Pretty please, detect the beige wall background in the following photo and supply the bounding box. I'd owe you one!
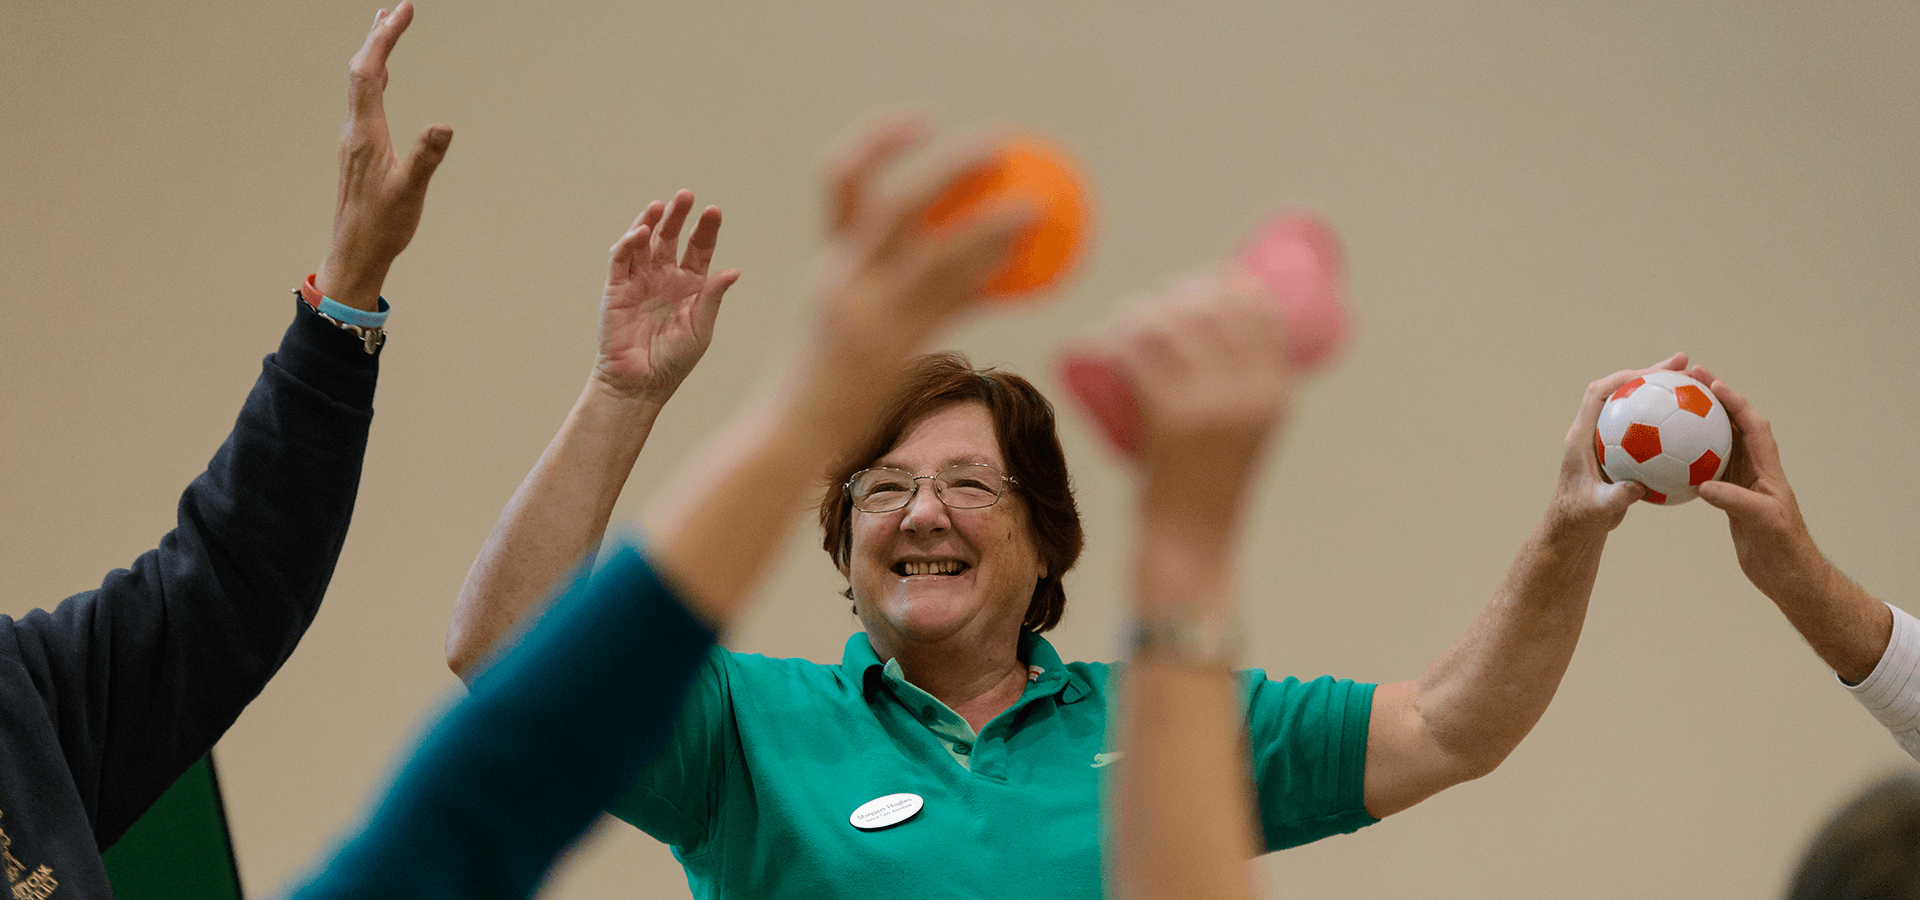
[4,1,1916,897]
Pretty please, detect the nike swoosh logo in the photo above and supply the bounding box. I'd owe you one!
[1090,752,1125,768]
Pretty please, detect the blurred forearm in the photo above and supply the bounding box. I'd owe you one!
[1113,477,1261,900]
[640,366,884,630]
[447,380,665,678]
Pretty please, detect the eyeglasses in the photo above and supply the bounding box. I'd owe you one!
[845,463,1018,513]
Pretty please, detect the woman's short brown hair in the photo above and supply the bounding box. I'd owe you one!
[819,352,1084,633]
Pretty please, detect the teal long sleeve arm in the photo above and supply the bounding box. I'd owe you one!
[288,538,716,900]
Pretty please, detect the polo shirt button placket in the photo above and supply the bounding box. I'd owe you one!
[953,742,971,756]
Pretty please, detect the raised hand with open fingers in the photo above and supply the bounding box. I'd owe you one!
[315,1,454,312]
[595,191,741,404]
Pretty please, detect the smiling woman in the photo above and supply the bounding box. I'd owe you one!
[821,354,1082,634]
[594,348,1375,898]
[828,366,1072,733]
[440,130,1385,893]
[443,125,1383,895]
[442,114,1657,900]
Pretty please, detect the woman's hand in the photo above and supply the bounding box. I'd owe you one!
[593,191,740,404]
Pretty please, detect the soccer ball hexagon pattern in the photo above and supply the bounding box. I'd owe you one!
[1594,371,1732,505]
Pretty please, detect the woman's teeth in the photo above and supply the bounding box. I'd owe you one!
[899,560,964,576]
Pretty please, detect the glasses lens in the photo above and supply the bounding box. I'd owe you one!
[850,469,914,512]
[936,464,1004,509]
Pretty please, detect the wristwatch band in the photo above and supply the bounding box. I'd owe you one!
[1127,614,1242,668]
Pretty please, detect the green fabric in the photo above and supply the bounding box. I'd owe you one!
[608,631,1376,900]
[103,754,243,900]
[879,656,987,771]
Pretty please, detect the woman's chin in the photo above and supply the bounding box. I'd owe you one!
[869,595,980,645]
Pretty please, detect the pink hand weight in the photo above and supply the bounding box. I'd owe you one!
[1057,353,1146,456]
[1235,212,1349,376]
[1057,211,1350,458]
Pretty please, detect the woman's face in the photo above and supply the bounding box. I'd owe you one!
[846,401,1046,654]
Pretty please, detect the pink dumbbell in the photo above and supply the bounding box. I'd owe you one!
[1056,211,1350,458]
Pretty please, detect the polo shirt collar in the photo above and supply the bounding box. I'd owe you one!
[841,631,886,692]
[839,630,1091,704]
[1019,630,1091,703]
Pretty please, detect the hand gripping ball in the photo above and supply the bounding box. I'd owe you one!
[1056,211,1349,458]
[1593,371,1733,505]
[920,134,1092,300]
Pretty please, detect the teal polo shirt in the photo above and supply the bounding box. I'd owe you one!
[608,631,1376,900]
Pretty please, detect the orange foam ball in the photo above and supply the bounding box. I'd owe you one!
[921,135,1092,299]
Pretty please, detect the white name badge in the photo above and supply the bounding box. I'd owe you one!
[849,793,924,831]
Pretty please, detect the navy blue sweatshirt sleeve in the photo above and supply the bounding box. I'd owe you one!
[4,298,379,848]
[287,539,718,900]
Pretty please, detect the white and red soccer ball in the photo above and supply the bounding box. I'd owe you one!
[1593,371,1733,505]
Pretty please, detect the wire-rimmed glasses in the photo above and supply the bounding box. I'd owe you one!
[845,463,1018,513]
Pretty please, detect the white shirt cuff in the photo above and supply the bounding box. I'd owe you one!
[1845,602,1920,761]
